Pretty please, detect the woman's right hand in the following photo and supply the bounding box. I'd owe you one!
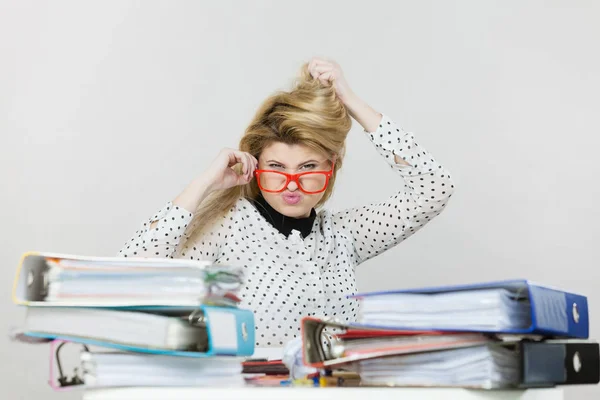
[169,148,258,215]
[205,148,259,192]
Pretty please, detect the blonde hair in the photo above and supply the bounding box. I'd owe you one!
[188,63,352,236]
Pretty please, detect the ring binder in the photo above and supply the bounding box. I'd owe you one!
[187,309,206,327]
[19,305,255,357]
[49,340,87,390]
[351,279,590,338]
[13,252,245,308]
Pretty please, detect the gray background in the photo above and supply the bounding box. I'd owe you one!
[1,0,599,399]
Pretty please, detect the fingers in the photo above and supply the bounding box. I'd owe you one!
[308,58,321,74]
[242,152,254,181]
[220,149,254,178]
[313,64,333,73]
[309,59,327,78]
[212,148,259,190]
[237,152,249,178]
[247,154,259,183]
[316,71,334,85]
[309,57,329,68]
[241,153,249,176]
[226,150,245,168]
[235,154,257,185]
[313,65,333,81]
[226,149,258,184]
[308,58,337,84]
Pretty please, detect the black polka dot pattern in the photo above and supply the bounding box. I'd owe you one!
[118,114,455,348]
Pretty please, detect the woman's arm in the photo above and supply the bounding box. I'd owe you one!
[309,57,455,263]
[117,201,195,259]
[118,148,258,259]
[308,57,410,167]
[341,94,410,167]
[331,112,455,263]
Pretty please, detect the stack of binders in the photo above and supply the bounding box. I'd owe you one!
[11,251,255,392]
[301,280,600,388]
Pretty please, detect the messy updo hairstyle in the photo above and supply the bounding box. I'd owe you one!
[187,63,352,237]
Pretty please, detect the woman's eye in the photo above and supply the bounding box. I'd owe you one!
[301,163,317,170]
[268,163,283,169]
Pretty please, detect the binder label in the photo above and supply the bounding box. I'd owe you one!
[205,308,238,351]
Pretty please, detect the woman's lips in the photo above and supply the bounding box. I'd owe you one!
[282,193,302,205]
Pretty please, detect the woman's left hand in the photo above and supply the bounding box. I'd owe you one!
[307,57,355,103]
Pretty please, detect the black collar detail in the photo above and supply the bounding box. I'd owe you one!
[251,194,316,239]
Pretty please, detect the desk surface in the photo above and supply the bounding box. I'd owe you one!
[82,387,564,400]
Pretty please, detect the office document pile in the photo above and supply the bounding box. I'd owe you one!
[301,280,599,388]
[11,252,255,393]
[9,252,600,393]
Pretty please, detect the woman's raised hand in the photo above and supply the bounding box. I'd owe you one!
[205,148,258,192]
[307,57,354,103]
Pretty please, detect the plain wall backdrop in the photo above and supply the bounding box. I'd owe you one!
[1,1,599,399]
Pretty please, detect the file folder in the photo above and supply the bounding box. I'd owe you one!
[354,341,599,388]
[301,317,600,387]
[46,340,246,389]
[352,279,589,338]
[12,251,244,307]
[301,317,494,368]
[18,304,255,357]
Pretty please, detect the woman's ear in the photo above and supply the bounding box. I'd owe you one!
[331,153,339,165]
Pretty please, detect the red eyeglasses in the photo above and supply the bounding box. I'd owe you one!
[254,162,335,194]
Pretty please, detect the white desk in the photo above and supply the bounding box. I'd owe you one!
[82,387,564,400]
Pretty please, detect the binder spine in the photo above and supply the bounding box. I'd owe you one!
[528,285,568,333]
[202,306,255,356]
[22,306,256,357]
[529,285,589,338]
[520,341,599,386]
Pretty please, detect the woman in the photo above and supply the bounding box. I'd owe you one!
[118,58,455,348]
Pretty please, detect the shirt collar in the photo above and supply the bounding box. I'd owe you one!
[250,194,316,239]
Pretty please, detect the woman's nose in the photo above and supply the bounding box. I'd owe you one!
[286,180,298,191]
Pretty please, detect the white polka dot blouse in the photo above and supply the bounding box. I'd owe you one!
[118,113,455,348]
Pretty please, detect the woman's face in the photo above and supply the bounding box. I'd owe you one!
[257,142,332,218]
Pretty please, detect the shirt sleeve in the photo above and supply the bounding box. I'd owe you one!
[117,201,194,259]
[332,113,455,264]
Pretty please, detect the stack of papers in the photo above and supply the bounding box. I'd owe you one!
[358,288,531,331]
[81,351,244,387]
[23,306,210,352]
[43,256,244,306]
[300,280,599,389]
[11,252,256,392]
[356,344,520,389]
